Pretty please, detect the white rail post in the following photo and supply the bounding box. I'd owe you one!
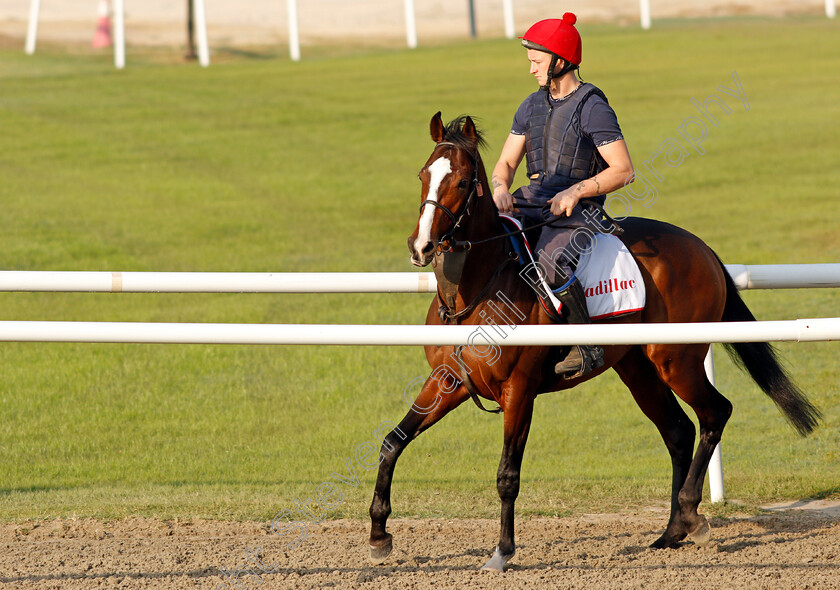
[502,0,515,39]
[194,0,210,67]
[404,0,418,49]
[113,0,125,68]
[25,0,41,55]
[705,345,726,503]
[287,0,301,61]
[640,0,651,29]
[827,0,837,18]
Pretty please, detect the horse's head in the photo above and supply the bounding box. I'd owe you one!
[408,112,486,267]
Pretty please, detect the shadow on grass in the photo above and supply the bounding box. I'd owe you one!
[212,46,282,60]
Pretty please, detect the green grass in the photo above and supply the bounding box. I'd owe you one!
[0,17,839,522]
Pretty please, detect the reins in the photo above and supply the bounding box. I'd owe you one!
[420,142,621,254]
[447,198,623,252]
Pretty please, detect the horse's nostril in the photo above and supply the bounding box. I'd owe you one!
[421,242,435,255]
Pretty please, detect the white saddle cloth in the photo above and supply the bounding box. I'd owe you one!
[576,233,645,320]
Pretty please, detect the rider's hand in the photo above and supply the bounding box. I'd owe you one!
[493,187,516,214]
[548,189,579,217]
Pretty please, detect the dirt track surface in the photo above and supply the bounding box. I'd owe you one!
[2,506,840,589]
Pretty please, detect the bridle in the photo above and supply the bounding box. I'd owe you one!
[419,141,482,253]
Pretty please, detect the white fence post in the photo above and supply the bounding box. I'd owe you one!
[287,0,301,61]
[24,0,41,55]
[705,346,725,503]
[502,0,515,39]
[827,0,837,18]
[113,0,125,68]
[404,0,418,49]
[640,0,652,29]
[194,0,210,67]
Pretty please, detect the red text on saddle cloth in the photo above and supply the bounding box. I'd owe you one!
[585,278,637,297]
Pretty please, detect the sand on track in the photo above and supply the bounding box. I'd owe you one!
[3,503,840,589]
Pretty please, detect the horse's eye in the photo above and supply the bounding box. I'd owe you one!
[458,179,470,189]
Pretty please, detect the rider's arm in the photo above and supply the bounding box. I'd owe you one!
[549,139,634,217]
[491,133,527,213]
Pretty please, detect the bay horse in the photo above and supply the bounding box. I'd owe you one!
[368,113,820,572]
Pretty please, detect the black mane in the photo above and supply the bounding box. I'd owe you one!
[442,115,488,155]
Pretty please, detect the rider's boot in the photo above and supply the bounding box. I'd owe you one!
[550,277,605,379]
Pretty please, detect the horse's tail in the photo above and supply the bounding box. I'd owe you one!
[715,254,822,436]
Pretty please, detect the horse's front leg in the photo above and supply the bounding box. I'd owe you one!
[482,393,534,572]
[369,375,467,563]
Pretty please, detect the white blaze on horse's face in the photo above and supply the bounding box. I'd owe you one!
[413,156,452,262]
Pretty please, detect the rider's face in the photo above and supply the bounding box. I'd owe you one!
[527,49,561,86]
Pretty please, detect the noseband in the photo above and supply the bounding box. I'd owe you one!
[419,141,482,252]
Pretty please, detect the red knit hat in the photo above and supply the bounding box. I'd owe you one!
[520,13,582,65]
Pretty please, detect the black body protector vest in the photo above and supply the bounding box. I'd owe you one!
[524,82,610,203]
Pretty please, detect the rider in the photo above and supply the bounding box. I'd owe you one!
[491,13,635,379]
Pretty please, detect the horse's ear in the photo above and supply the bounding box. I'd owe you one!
[430,112,444,143]
[462,116,477,141]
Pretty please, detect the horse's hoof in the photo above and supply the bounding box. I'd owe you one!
[369,534,393,564]
[687,517,711,546]
[480,546,513,572]
[650,536,677,549]
[650,530,686,549]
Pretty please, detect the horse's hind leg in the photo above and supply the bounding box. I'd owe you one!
[369,377,467,563]
[614,347,697,548]
[648,343,733,546]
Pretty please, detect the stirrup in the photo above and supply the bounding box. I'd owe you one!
[548,276,604,378]
[554,344,605,379]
